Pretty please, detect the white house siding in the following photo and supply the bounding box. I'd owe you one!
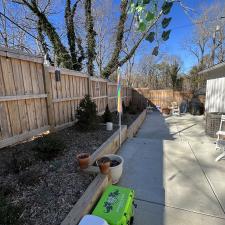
[205,77,225,113]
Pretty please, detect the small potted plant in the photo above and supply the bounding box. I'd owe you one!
[76,153,90,169]
[96,156,111,174]
[103,104,113,131]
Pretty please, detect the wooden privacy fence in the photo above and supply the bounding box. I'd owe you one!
[0,47,132,148]
[133,88,193,109]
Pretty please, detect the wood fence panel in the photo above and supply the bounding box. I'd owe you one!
[134,88,193,109]
[107,83,117,111]
[0,48,49,148]
[0,47,135,148]
[47,67,89,129]
[90,78,108,114]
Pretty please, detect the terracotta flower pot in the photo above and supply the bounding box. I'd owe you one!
[77,153,90,169]
[96,157,111,174]
[162,107,170,115]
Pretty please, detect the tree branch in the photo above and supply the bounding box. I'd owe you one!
[20,0,72,68]
[101,0,129,78]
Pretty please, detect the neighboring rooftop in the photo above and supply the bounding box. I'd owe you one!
[199,61,225,80]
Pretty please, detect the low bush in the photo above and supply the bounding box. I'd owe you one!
[18,170,41,186]
[76,95,98,130]
[0,184,15,197]
[102,104,112,123]
[33,135,65,161]
[122,101,127,114]
[128,100,138,114]
[4,153,32,174]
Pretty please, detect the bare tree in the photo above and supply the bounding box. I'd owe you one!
[184,1,225,68]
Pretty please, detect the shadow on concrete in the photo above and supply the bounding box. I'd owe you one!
[118,111,225,225]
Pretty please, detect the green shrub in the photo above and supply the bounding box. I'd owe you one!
[76,95,98,130]
[18,170,41,186]
[122,101,127,114]
[5,153,32,174]
[102,104,112,123]
[33,135,65,161]
[128,100,137,114]
[0,194,23,225]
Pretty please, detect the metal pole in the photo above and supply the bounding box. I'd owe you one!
[119,112,122,147]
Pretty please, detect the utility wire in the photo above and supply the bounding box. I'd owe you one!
[0,11,54,50]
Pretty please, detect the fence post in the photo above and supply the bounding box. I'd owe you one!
[87,76,91,96]
[43,66,55,131]
[106,81,109,108]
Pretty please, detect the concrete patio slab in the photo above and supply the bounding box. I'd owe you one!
[133,200,225,225]
[117,112,225,224]
[189,141,225,214]
[119,137,224,217]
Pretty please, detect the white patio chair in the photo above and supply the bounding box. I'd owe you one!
[215,115,225,162]
[171,102,180,116]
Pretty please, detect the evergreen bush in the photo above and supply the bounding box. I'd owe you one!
[76,95,98,130]
[102,104,112,123]
[122,101,126,114]
[128,100,137,114]
[33,135,65,161]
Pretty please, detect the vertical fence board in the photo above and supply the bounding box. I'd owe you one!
[0,47,136,148]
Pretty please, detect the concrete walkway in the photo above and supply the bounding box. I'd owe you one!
[118,112,225,225]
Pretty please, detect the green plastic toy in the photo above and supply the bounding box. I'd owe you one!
[92,185,135,225]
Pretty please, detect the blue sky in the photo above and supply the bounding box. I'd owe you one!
[7,0,219,74]
[160,0,212,72]
[137,0,217,73]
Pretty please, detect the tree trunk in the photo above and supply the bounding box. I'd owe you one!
[22,1,72,68]
[85,0,96,76]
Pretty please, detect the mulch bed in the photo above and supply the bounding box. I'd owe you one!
[111,111,141,127]
[0,112,141,225]
[0,125,116,225]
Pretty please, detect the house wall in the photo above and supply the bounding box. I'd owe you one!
[205,77,225,113]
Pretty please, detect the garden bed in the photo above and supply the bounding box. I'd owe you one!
[0,125,116,225]
[0,111,142,225]
[111,111,141,127]
[61,109,146,224]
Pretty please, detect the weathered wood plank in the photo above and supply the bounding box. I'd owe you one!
[36,63,48,126]
[56,76,64,125]
[0,94,47,102]
[0,47,43,63]
[0,125,50,149]
[47,66,88,78]
[30,62,43,128]
[1,57,22,135]
[61,75,68,123]
[43,68,55,130]
[0,103,11,138]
